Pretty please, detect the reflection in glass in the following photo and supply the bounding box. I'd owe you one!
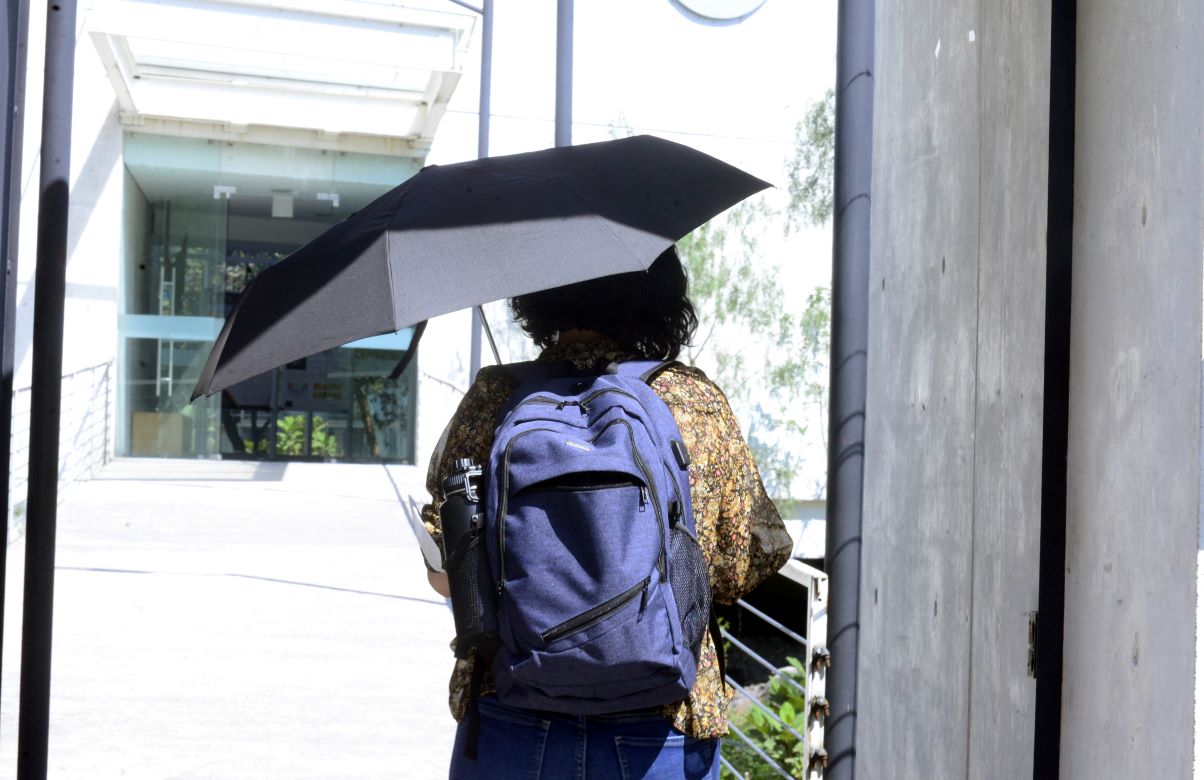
[218,349,416,462]
[119,134,419,462]
[124,338,221,458]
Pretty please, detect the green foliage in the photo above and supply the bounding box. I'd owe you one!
[723,657,809,779]
[246,414,341,457]
[678,211,831,498]
[607,112,636,139]
[785,88,836,231]
[352,376,404,458]
[679,200,781,361]
[615,94,836,499]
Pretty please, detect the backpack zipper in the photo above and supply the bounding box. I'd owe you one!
[578,418,667,562]
[515,387,640,416]
[497,427,557,590]
[620,420,668,575]
[519,480,641,494]
[540,576,651,644]
[497,416,668,588]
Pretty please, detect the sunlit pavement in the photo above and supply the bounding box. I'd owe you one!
[0,458,456,779]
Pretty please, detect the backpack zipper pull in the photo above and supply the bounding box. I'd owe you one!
[639,581,649,614]
[639,486,649,512]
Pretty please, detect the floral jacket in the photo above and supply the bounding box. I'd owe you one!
[421,340,793,738]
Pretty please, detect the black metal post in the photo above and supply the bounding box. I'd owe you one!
[467,0,492,381]
[17,1,76,775]
[1033,0,1076,775]
[824,0,873,776]
[477,0,492,162]
[554,0,572,147]
[1,0,31,725]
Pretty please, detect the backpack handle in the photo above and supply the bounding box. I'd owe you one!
[500,358,679,387]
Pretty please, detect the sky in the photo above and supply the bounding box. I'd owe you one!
[426,0,839,294]
[427,1,836,178]
[424,0,839,496]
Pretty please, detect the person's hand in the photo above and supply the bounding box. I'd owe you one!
[427,569,451,597]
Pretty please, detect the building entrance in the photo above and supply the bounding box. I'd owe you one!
[120,134,421,462]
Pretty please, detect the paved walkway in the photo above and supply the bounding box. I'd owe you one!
[1,458,458,779]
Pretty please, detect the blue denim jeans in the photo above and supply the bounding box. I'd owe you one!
[449,696,721,779]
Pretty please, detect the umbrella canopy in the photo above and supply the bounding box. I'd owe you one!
[192,135,770,400]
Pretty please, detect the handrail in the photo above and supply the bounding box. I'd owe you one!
[727,675,809,747]
[720,561,828,779]
[735,597,810,647]
[12,359,112,395]
[722,631,808,699]
[725,721,795,780]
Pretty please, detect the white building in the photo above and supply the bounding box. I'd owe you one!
[10,0,480,520]
[10,0,841,528]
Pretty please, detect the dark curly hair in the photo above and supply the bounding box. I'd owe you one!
[509,245,698,360]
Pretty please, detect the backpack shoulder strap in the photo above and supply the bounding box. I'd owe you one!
[499,358,619,387]
[502,358,681,387]
[501,358,682,390]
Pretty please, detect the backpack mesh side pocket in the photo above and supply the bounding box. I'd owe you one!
[668,526,711,664]
[446,533,498,659]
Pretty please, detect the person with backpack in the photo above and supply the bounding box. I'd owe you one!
[421,246,794,779]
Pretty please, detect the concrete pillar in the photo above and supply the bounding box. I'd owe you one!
[1059,2,1203,777]
[859,0,1050,775]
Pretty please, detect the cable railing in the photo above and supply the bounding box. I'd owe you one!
[9,360,113,527]
[719,559,828,780]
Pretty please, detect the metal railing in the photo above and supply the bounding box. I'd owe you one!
[9,360,113,526]
[719,559,829,780]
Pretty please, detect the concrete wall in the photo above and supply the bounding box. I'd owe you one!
[16,2,124,387]
[858,0,1050,776]
[1060,2,1203,777]
[8,1,125,522]
[9,360,112,522]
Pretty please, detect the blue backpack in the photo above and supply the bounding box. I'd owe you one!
[481,359,713,715]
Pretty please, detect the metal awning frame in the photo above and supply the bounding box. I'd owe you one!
[88,0,475,151]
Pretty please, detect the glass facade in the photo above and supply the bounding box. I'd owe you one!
[120,134,420,462]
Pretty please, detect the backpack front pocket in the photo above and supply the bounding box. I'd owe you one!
[504,579,685,704]
[499,473,663,653]
[541,576,650,644]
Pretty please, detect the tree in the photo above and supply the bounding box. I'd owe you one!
[785,88,836,231]
[675,89,835,499]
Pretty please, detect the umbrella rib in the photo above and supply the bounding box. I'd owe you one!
[384,211,398,329]
[554,177,653,273]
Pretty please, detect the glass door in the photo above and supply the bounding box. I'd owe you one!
[122,156,228,458]
[121,134,420,462]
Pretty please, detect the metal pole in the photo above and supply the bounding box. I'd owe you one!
[477,0,492,162]
[1,0,31,726]
[824,0,873,776]
[1033,0,1076,772]
[468,0,492,381]
[554,0,572,147]
[17,1,76,774]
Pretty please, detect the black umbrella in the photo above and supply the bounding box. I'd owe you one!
[191,135,770,400]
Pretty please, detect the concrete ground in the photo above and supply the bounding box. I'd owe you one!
[0,458,458,779]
